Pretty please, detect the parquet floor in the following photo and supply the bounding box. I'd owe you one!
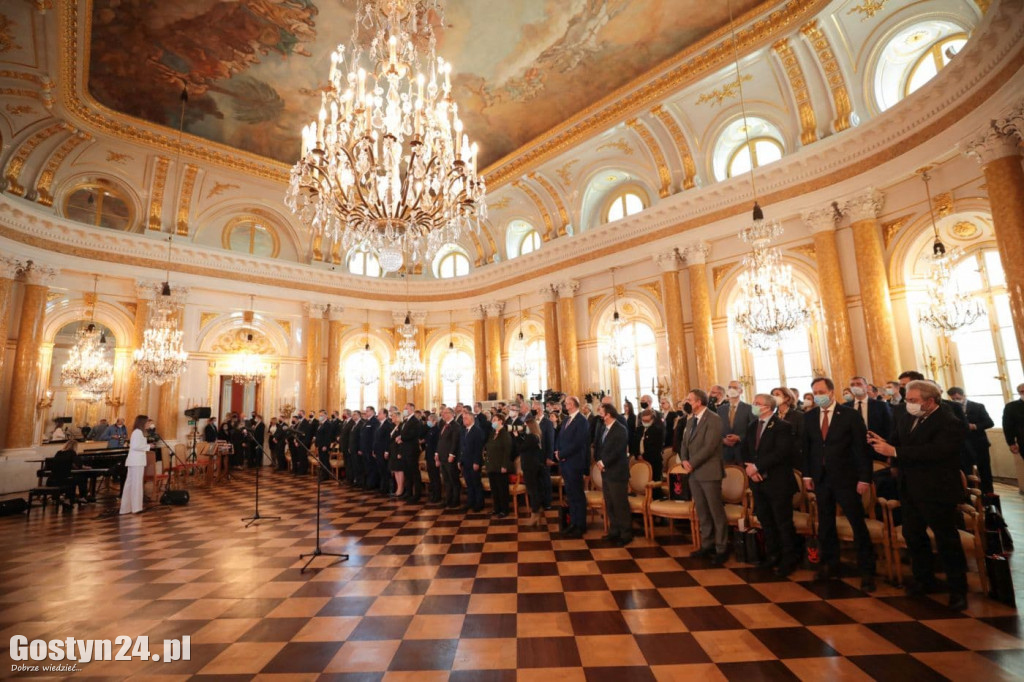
[1,469,1022,680]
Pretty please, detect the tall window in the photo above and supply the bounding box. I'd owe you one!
[606,192,645,223]
[945,250,1022,418]
[520,230,541,256]
[440,350,474,405]
[613,321,658,403]
[511,338,547,399]
[435,249,471,279]
[747,331,815,396]
[344,353,381,411]
[712,117,785,182]
[727,138,784,179]
[227,220,275,257]
[348,249,382,277]
[64,183,133,230]
[507,219,540,259]
[873,21,970,112]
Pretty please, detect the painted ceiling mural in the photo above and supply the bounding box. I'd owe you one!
[87,0,764,170]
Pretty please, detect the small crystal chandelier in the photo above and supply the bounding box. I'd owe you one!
[605,269,634,368]
[393,314,426,389]
[61,275,115,399]
[285,0,486,274]
[510,296,531,380]
[231,297,268,385]
[916,169,983,334]
[353,311,380,386]
[724,0,809,351]
[132,237,188,385]
[440,310,463,383]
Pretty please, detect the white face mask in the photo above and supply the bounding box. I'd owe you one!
[905,402,923,417]
[726,388,740,399]
[803,398,813,409]
[850,386,866,398]
[641,420,652,428]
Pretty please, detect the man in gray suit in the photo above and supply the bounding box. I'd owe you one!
[681,389,729,565]
[718,379,756,465]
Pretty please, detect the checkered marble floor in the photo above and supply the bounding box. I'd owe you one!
[1,470,1022,681]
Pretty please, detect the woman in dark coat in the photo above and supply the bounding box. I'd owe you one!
[519,414,546,527]
[484,413,513,518]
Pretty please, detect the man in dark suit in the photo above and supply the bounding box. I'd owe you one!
[555,396,590,538]
[636,409,665,498]
[804,377,876,591]
[372,409,395,495]
[717,380,756,465]
[948,387,995,492]
[436,408,462,509]
[849,376,892,440]
[596,403,632,546]
[249,414,266,467]
[1003,383,1024,463]
[538,404,555,509]
[293,412,316,475]
[459,410,485,512]
[680,389,729,564]
[203,418,219,445]
[870,380,969,611]
[397,403,426,502]
[744,394,798,576]
[346,410,363,485]
[313,410,337,480]
[359,407,379,489]
[338,410,353,479]
[423,413,442,504]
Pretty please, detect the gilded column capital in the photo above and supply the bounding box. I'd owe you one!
[555,280,580,299]
[328,304,346,322]
[471,304,487,320]
[801,205,841,233]
[23,263,58,286]
[304,302,329,318]
[654,251,682,273]
[844,190,884,222]
[682,242,710,266]
[0,255,23,279]
[539,285,558,302]
[484,302,506,318]
[963,123,1021,165]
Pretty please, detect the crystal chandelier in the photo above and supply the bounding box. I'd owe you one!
[61,276,115,398]
[732,207,810,350]
[231,298,268,385]
[916,169,983,334]
[285,0,486,274]
[605,269,634,368]
[393,313,425,389]
[510,296,531,379]
[353,312,380,386]
[132,237,188,385]
[440,311,463,383]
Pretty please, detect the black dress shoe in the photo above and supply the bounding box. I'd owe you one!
[711,551,730,566]
[815,564,839,581]
[948,592,968,611]
[756,555,781,569]
[773,562,797,578]
[565,527,585,539]
[860,575,876,593]
[600,533,621,542]
[689,548,714,559]
[615,536,633,547]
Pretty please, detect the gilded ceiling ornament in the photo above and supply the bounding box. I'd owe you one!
[276,320,292,337]
[513,180,556,241]
[881,214,912,249]
[933,191,954,218]
[587,294,607,320]
[951,221,980,240]
[626,119,672,198]
[597,139,634,156]
[5,103,34,115]
[696,74,752,107]
[148,157,170,231]
[650,105,696,189]
[212,328,274,355]
[46,291,65,303]
[176,163,198,236]
[555,159,580,186]
[105,150,132,164]
[529,172,570,236]
[772,38,817,145]
[847,0,888,20]
[205,181,239,199]
[712,263,735,291]
[790,243,817,260]
[0,15,21,54]
[37,131,92,207]
[800,20,852,132]
[487,196,512,211]
[3,121,69,197]
[638,281,663,304]
[199,312,218,330]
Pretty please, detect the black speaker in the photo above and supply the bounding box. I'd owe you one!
[160,490,190,506]
[184,407,212,419]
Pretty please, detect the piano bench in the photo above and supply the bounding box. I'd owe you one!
[28,487,62,509]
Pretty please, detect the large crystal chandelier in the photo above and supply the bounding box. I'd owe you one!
[440,311,463,383]
[605,269,634,368]
[393,313,425,389]
[231,298,268,385]
[132,237,188,385]
[61,276,115,399]
[916,169,983,334]
[732,207,810,350]
[285,0,486,274]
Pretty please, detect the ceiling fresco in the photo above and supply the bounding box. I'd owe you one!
[87,0,764,170]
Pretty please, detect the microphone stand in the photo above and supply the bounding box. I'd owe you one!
[290,436,348,573]
[153,433,191,501]
[240,428,280,528]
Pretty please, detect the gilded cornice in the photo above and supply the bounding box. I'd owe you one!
[800,19,852,133]
[4,121,70,196]
[512,179,555,242]
[35,129,91,207]
[527,172,570,238]
[650,105,696,190]
[771,37,817,145]
[0,87,50,107]
[147,156,169,231]
[626,118,673,198]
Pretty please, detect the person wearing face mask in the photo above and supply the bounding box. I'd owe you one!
[771,387,803,471]
[716,380,756,465]
[313,410,336,480]
[1002,383,1024,463]
[849,377,892,442]
[376,408,397,496]
[358,406,379,489]
[460,410,486,512]
[423,412,442,505]
[707,385,726,412]
[744,394,798,576]
[555,396,590,538]
[884,381,903,407]
[485,412,513,518]
[436,408,462,509]
[396,403,426,503]
[120,415,154,515]
[672,397,695,456]
[596,403,632,546]
[680,389,729,565]
[802,393,815,412]
[661,398,680,445]
[841,389,855,405]
[802,377,876,592]
[636,408,665,498]
[346,410,363,485]
[948,387,994,492]
[869,380,968,611]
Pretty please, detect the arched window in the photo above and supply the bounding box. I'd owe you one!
[226,219,277,257]
[440,350,474,405]
[510,338,547,399]
[605,191,646,223]
[873,21,969,112]
[940,249,1022,418]
[612,321,658,403]
[520,230,541,256]
[434,248,471,279]
[712,117,785,182]
[344,351,381,411]
[63,182,133,230]
[348,249,383,277]
[746,331,816,396]
[506,219,541,259]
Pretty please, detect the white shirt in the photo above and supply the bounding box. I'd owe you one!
[126,429,150,466]
[855,399,868,425]
[819,402,835,429]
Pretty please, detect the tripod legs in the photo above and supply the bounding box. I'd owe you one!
[242,435,280,528]
[299,464,347,572]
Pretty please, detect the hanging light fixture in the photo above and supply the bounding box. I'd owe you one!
[392,271,426,388]
[440,310,463,383]
[61,274,115,399]
[916,169,983,334]
[231,296,268,385]
[605,269,634,368]
[725,0,809,351]
[131,236,189,385]
[285,0,486,274]
[354,310,380,386]
[510,295,531,380]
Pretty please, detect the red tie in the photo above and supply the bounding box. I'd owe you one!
[821,407,830,441]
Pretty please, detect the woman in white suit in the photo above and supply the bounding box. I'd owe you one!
[120,414,153,515]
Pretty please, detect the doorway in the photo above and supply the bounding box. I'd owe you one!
[219,376,262,421]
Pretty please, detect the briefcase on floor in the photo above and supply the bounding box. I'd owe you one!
[744,528,766,563]
[668,472,691,501]
[986,554,1016,607]
[733,529,748,563]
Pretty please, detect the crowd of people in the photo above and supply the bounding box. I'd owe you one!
[201,374,1024,612]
